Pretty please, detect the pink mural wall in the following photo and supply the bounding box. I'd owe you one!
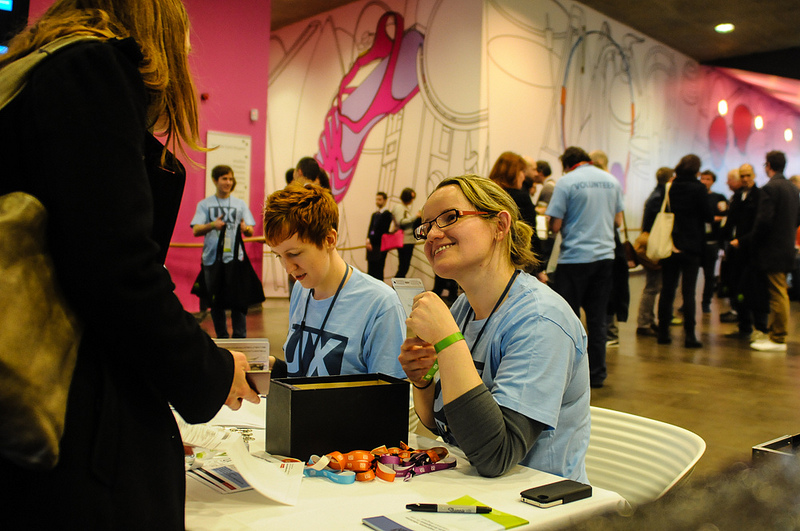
[28,0,271,311]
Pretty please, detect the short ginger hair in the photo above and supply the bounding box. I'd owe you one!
[264,183,338,247]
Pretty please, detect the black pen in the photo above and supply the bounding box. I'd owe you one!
[406,503,492,514]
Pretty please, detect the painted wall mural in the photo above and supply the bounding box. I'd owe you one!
[317,11,424,202]
[266,0,800,295]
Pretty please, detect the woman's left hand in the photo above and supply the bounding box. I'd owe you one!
[399,337,436,384]
[240,220,254,236]
[407,291,460,345]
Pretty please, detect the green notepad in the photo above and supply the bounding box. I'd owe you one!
[448,495,529,529]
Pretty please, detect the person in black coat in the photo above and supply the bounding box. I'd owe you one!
[365,191,394,279]
[0,1,258,528]
[723,163,765,338]
[736,151,800,351]
[657,154,712,348]
[698,170,728,313]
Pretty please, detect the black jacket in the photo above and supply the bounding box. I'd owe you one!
[705,191,728,244]
[641,183,666,233]
[0,38,232,529]
[724,186,760,249]
[668,175,711,256]
[742,174,800,272]
[366,209,393,259]
[504,186,543,270]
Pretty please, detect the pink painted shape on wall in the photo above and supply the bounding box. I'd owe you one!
[315,12,424,202]
[732,104,753,153]
[708,115,728,167]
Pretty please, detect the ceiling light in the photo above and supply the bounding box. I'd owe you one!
[718,100,728,116]
[754,116,764,130]
[785,128,793,142]
[715,23,735,33]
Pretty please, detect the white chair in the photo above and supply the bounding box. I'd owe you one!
[586,406,706,506]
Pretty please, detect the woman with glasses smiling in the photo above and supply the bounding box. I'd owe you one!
[400,175,591,480]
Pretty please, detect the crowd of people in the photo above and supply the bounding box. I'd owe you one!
[357,146,800,381]
[634,152,800,353]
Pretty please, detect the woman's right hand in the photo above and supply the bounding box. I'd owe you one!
[213,215,226,230]
[225,350,260,410]
[406,291,460,346]
[399,337,436,385]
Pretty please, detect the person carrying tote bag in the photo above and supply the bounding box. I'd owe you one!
[655,155,710,348]
[191,165,261,338]
[0,35,101,472]
[192,223,265,337]
[647,182,674,262]
[0,3,258,527]
[212,225,266,312]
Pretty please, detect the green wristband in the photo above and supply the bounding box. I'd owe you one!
[421,360,439,381]
[434,332,465,354]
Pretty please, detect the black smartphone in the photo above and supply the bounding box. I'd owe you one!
[520,479,592,508]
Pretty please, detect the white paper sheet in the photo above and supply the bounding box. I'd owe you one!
[208,399,266,428]
[177,417,303,505]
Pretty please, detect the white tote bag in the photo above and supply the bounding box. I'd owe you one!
[646,183,674,261]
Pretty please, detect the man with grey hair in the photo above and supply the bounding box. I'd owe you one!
[718,167,742,323]
[723,163,765,340]
[740,151,800,351]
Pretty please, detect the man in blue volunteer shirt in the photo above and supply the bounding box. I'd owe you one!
[546,146,624,388]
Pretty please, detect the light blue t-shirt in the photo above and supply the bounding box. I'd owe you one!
[432,272,590,482]
[283,267,406,378]
[545,164,623,264]
[191,195,256,265]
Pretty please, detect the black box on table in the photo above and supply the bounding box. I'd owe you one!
[265,373,409,461]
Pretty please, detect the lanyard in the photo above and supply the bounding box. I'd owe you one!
[567,161,592,172]
[460,269,520,353]
[300,264,351,355]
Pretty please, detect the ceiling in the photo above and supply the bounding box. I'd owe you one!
[271,0,356,32]
[271,0,800,112]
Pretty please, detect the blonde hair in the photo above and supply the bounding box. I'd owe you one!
[0,0,201,163]
[433,175,539,271]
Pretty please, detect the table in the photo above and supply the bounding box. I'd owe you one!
[185,404,627,530]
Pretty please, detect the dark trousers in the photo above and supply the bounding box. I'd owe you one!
[734,262,769,333]
[701,243,720,306]
[554,260,614,386]
[204,267,247,338]
[211,307,247,338]
[395,243,414,278]
[367,250,388,280]
[658,252,700,337]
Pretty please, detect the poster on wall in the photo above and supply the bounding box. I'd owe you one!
[206,131,252,203]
